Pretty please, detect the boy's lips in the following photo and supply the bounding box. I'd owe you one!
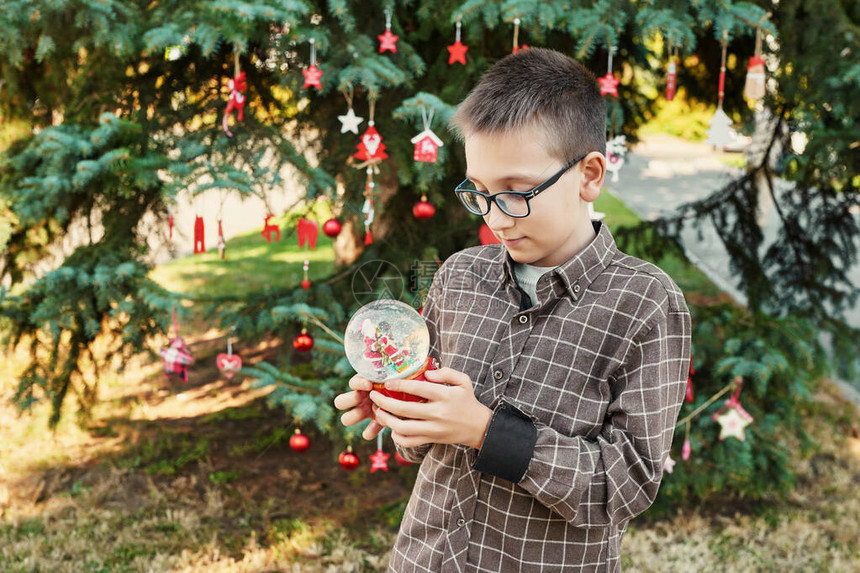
[501,236,525,247]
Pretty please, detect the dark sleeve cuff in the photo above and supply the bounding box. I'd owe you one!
[472,399,537,483]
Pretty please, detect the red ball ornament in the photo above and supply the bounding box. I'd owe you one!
[479,224,502,245]
[293,329,314,352]
[413,196,435,220]
[394,451,413,466]
[322,218,342,238]
[301,279,311,290]
[289,429,310,452]
[339,447,360,471]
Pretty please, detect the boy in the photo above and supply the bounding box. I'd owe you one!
[334,48,691,572]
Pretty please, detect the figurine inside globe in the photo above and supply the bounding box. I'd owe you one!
[344,300,430,383]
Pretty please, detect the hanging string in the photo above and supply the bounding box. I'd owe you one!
[754,27,762,58]
[384,7,392,31]
[607,44,617,73]
[513,18,520,52]
[376,432,384,451]
[718,30,728,108]
[455,18,462,42]
[309,38,317,66]
[227,325,235,356]
[233,50,240,77]
[368,95,377,126]
[675,379,736,429]
[421,105,434,132]
[303,313,345,344]
[171,306,179,338]
[343,85,354,109]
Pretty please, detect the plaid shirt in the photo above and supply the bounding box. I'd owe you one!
[391,222,691,572]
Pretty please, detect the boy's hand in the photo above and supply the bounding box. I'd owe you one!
[333,374,386,440]
[369,367,492,450]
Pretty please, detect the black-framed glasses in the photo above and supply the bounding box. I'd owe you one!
[454,154,587,218]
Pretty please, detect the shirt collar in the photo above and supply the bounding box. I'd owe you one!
[500,221,617,299]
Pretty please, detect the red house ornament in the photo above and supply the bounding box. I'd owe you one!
[411,129,443,163]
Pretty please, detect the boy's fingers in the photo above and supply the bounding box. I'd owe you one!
[361,420,385,440]
[340,404,371,427]
[370,390,433,419]
[423,367,471,387]
[390,430,430,449]
[376,407,431,439]
[349,375,373,391]
[333,390,362,411]
[380,379,443,402]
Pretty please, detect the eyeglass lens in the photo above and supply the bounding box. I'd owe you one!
[460,191,529,217]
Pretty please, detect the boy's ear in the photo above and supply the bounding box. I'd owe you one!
[579,152,605,202]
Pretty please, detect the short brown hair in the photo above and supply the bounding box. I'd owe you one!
[450,48,606,159]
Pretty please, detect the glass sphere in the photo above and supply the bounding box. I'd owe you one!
[344,300,430,382]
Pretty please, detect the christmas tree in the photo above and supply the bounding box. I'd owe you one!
[1,0,858,506]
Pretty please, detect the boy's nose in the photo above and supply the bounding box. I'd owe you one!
[485,202,515,231]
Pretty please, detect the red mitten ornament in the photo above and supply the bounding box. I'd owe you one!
[193,216,205,254]
[297,217,319,250]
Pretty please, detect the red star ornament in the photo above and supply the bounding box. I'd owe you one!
[302,64,323,89]
[369,448,390,473]
[447,40,468,65]
[378,29,399,53]
[599,72,620,97]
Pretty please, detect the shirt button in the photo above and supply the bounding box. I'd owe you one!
[518,315,528,324]
[493,370,503,380]
[457,518,466,527]
[573,284,581,293]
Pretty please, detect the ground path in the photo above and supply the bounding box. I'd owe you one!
[609,133,860,404]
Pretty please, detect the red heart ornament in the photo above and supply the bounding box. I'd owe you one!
[216,353,243,379]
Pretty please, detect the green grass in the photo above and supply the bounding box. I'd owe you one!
[594,190,724,300]
[150,191,721,304]
[639,96,715,142]
[150,227,337,297]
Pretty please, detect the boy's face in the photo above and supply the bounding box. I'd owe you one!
[463,125,601,267]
